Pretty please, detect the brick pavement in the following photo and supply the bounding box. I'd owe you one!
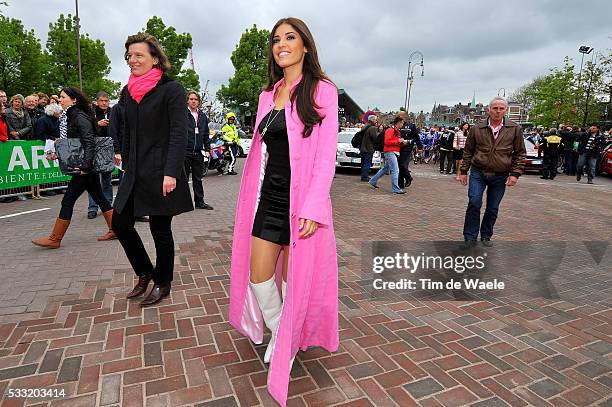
[0,160,610,406]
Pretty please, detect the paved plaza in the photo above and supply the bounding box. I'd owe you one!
[0,160,610,407]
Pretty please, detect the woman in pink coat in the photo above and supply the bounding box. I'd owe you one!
[229,17,339,406]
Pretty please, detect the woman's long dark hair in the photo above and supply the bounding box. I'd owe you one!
[266,17,333,138]
[61,87,94,116]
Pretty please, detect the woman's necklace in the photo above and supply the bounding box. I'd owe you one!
[261,108,282,138]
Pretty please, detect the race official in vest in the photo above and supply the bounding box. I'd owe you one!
[221,112,240,175]
[539,129,563,180]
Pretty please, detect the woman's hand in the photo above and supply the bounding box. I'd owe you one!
[299,218,319,239]
[114,154,122,166]
[162,176,176,196]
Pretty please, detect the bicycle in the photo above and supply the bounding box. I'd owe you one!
[424,144,440,164]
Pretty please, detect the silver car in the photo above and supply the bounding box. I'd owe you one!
[336,131,382,169]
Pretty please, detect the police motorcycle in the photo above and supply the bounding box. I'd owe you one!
[203,130,232,176]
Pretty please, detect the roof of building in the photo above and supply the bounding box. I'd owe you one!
[338,89,365,117]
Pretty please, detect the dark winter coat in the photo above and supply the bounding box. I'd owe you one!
[26,108,43,137]
[399,123,422,152]
[94,105,110,138]
[66,106,97,172]
[576,131,607,156]
[359,124,378,153]
[186,108,210,155]
[34,114,60,141]
[438,131,454,151]
[108,102,125,154]
[113,75,193,217]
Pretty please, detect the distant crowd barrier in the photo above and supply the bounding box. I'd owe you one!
[1,141,119,198]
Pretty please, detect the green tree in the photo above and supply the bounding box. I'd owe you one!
[576,51,612,126]
[0,16,47,95]
[524,58,579,128]
[143,16,200,91]
[514,50,612,127]
[217,24,269,123]
[45,14,120,98]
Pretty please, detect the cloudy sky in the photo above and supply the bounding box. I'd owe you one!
[4,0,612,113]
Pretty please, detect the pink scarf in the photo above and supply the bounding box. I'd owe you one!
[127,68,163,103]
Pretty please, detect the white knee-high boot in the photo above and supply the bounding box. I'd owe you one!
[281,279,296,369]
[250,276,282,364]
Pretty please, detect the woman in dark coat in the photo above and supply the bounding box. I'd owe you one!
[112,33,192,307]
[32,87,116,248]
[35,103,62,140]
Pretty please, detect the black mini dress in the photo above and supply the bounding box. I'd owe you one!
[251,109,291,245]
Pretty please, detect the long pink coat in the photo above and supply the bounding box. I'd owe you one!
[229,77,339,406]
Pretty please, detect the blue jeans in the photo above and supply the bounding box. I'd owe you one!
[370,152,401,192]
[88,171,113,213]
[360,152,374,179]
[463,169,507,241]
[576,153,597,180]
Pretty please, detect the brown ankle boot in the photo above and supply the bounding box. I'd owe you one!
[98,210,117,241]
[32,218,70,249]
[127,274,152,299]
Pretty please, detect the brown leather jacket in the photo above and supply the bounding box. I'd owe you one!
[460,117,526,177]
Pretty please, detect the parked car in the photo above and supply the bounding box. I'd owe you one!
[336,131,381,170]
[597,142,612,176]
[238,130,251,157]
[523,138,543,173]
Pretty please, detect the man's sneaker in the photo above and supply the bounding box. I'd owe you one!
[87,211,97,219]
[481,238,494,247]
[17,195,27,201]
[369,183,379,189]
[195,203,214,210]
[587,179,594,184]
[360,177,370,182]
[394,190,406,194]
[459,240,477,250]
[576,173,582,181]
[227,171,238,175]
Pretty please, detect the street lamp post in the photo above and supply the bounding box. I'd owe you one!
[497,88,506,97]
[75,0,83,91]
[404,51,424,114]
[577,45,593,89]
[582,53,598,126]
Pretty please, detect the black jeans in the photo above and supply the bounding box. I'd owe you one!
[112,195,175,285]
[59,172,112,220]
[564,150,577,175]
[184,153,205,205]
[542,153,559,179]
[398,150,412,189]
[439,150,453,173]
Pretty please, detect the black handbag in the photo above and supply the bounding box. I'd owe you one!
[56,137,115,175]
[93,137,115,173]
